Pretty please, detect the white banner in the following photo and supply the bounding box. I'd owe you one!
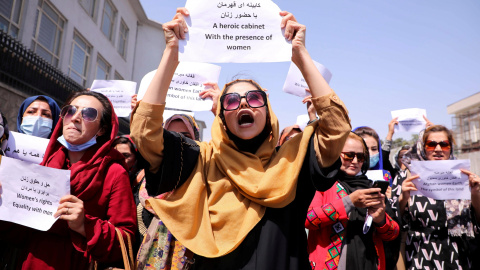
[180,0,291,63]
[137,62,221,112]
[283,60,332,97]
[391,108,427,133]
[4,131,49,164]
[410,160,471,200]
[0,156,71,231]
[91,80,137,117]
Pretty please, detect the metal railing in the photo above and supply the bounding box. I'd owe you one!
[0,30,130,134]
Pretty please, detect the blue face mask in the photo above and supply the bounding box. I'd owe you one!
[369,153,380,168]
[20,116,53,138]
[57,135,97,152]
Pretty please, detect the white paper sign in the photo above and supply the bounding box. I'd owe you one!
[391,108,427,133]
[137,62,221,111]
[91,80,137,117]
[4,131,49,164]
[410,160,471,200]
[366,170,385,181]
[180,0,291,63]
[295,114,310,131]
[0,156,70,231]
[283,61,332,97]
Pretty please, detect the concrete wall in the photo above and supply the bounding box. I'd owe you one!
[457,152,480,175]
[132,23,165,85]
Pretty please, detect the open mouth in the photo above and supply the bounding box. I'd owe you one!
[237,110,254,126]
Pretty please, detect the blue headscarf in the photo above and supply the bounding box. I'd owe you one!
[16,95,61,138]
[353,126,392,184]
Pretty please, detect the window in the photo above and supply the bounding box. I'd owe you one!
[117,19,128,58]
[31,0,65,67]
[0,0,23,39]
[95,55,110,80]
[69,32,91,86]
[114,71,123,80]
[79,0,96,18]
[101,0,116,41]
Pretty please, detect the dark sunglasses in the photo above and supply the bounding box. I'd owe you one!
[220,90,267,111]
[341,152,366,162]
[60,105,98,122]
[425,140,451,151]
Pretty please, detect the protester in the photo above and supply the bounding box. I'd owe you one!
[394,125,480,269]
[0,91,136,269]
[130,8,351,269]
[112,135,142,187]
[135,113,200,269]
[306,132,399,270]
[16,95,61,139]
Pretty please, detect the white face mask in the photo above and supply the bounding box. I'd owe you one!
[20,116,53,138]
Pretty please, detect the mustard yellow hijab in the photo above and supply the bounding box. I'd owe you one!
[146,80,319,257]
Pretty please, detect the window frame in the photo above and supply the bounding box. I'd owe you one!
[95,54,111,80]
[79,0,97,20]
[68,31,92,87]
[0,0,24,39]
[100,0,116,41]
[31,0,65,67]
[117,18,128,59]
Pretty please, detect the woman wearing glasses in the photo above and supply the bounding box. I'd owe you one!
[130,8,350,270]
[305,132,399,270]
[394,125,480,269]
[0,91,136,269]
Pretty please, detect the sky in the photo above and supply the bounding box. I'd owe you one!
[138,0,480,142]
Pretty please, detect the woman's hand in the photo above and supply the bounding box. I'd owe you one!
[280,11,307,63]
[54,195,86,237]
[424,115,434,128]
[163,8,190,49]
[349,188,383,208]
[461,169,480,223]
[131,94,138,111]
[200,82,222,116]
[398,175,419,216]
[368,198,386,226]
[386,118,398,141]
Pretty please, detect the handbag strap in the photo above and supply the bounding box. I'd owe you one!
[115,227,135,270]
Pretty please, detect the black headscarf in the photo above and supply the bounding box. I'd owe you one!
[337,171,378,270]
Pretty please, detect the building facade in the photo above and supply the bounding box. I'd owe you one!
[447,92,480,174]
[0,0,166,134]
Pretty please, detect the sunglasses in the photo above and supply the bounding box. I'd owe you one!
[220,90,267,111]
[60,105,98,122]
[425,140,451,151]
[341,152,366,162]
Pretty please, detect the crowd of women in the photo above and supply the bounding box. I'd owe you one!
[0,7,479,270]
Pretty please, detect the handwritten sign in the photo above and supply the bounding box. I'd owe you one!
[4,131,49,164]
[0,156,70,231]
[137,62,221,111]
[283,60,332,97]
[180,0,291,63]
[91,80,137,117]
[410,160,471,200]
[391,108,427,133]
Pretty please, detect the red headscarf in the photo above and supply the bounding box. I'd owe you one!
[40,96,126,200]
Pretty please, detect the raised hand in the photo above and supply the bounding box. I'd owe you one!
[200,82,222,116]
[54,195,86,236]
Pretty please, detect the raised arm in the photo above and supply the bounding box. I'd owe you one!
[130,8,190,173]
[281,12,350,167]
